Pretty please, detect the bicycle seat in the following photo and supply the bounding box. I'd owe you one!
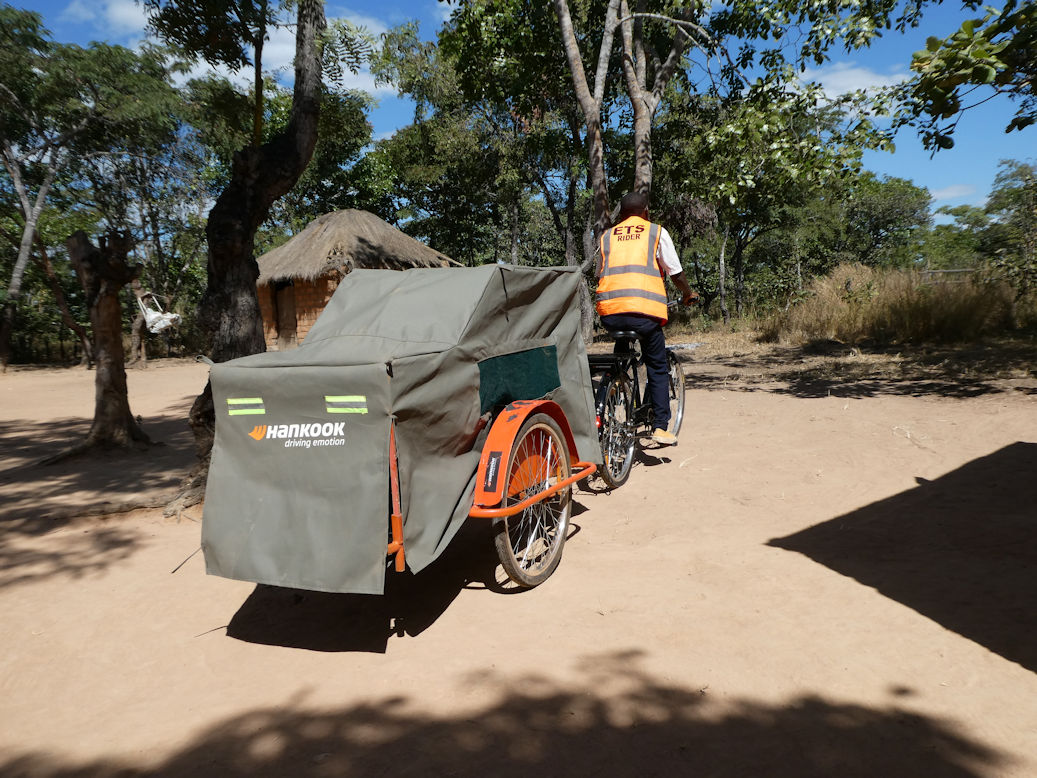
[605,330,642,354]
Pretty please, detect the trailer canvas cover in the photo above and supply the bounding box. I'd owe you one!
[202,265,600,594]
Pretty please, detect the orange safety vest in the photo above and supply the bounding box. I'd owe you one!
[596,215,668,323]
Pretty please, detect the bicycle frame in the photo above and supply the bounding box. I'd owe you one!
[587,331,687,490]
[588,339,655,435]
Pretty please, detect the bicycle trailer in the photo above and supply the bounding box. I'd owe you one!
[202,265,600,594]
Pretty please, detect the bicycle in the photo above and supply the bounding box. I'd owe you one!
[587,311,687,490]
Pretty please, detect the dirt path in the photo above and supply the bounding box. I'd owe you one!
[1,347,1035,777]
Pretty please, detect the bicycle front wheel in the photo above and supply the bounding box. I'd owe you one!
[597,373,635,489]
[494,414,572,587]
[667,351,686,437]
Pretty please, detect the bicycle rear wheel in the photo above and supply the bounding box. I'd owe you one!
[666,351,686,437]
[494,414,572,587]
[597,373,635,489]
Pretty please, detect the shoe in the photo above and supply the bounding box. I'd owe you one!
[652,428,677,446]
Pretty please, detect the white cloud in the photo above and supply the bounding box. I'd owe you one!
[803,62,909,97]
[341,71,396,97]
[59,0,96,24]
[431,0,457,24]
[173,34,396,99]
[260,24,299,77]
[105,0,149,34]
[931,184,976,201]
[328,7,391,37]
[61,0,148,37]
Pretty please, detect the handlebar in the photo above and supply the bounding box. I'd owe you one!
[667,294,700,310]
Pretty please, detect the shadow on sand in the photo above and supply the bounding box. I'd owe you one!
[682,339,1037,400]
[0,397,197,530]
[770,442,1037,673]
[226,516,588,653]
[0,398,197,589]
[0,650,1013,777]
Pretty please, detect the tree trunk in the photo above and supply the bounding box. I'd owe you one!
[552,0,621,238]
[32,235,94,366]
[127,281,148,368]
[128,313,147,367]
[579,207,597,342]
[733,238,746,318]
[67,231,150,450]
[187,0,325,470]
[618,0,693,197]
[718,230,730,324]
[0,159,58,370]
[509,198,520,264]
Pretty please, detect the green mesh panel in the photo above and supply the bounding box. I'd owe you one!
[478,346,560,414]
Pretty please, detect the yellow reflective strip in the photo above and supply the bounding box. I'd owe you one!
[324,395,366,402]
[227,398,263,405]
[326,408,368,414]
[228,409,266,416]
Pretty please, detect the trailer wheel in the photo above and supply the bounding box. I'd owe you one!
[494,413,572,587]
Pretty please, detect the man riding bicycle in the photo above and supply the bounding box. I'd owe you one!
[596,191,698,446]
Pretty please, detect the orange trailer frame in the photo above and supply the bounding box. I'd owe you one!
[385,399,596,572]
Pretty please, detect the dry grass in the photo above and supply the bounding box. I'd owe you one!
[761,264,1035,347]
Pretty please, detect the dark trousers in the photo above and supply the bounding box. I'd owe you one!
[600,313,670,430]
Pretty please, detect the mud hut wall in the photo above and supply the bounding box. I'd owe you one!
[257,284,280,351]
[258,276,340,351]
[294,277,338,343]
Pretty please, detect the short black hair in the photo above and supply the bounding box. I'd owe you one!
[619,191,649,218]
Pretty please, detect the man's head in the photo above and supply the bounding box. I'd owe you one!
[619,191,649,220]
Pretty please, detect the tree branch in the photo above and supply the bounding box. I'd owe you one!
[592,0,623,107]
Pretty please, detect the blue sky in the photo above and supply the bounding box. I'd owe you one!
[21,0,1035,214]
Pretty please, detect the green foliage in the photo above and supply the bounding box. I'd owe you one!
[369,21,556,266]
[322,18,376,87]
[983,158,1037,295]
[443,0,590,119]
[143,0,285,70]
[898,0,1035,149]
[839,174,933,267]
[260,87,373,249]
[922,205,988,269]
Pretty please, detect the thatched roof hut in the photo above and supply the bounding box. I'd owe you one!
[256,209,458,351]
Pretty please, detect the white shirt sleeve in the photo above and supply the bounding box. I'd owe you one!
[655,227,682,276]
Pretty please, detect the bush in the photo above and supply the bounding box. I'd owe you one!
[761,263,1034,345]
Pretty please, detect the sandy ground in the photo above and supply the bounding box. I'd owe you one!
[1,342,1036,777]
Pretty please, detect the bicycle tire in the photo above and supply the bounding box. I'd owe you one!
[596,373,635,489]
[493,413,572,587]
[666,351,686,437]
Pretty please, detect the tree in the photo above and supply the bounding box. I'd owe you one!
[370,22,526,266]
[654,75,886,318]
[0,6,174,368]
[145,0,277,148]
[899,0,1036,150]
[984,159,1037,295]
[142,0,372,512]
[840,174,933,267]
[63,231,149,453]
[260,86,372,247]
[59,56,211,362]
[443,0,597,310]
[140,0,327,467]
[547,0,928,243]
[921,205,989,269]
[550,0,626,238]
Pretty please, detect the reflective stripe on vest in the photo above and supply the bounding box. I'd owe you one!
[596,216,668,322]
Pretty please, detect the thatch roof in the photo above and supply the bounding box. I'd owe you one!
[257,209,458,284]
